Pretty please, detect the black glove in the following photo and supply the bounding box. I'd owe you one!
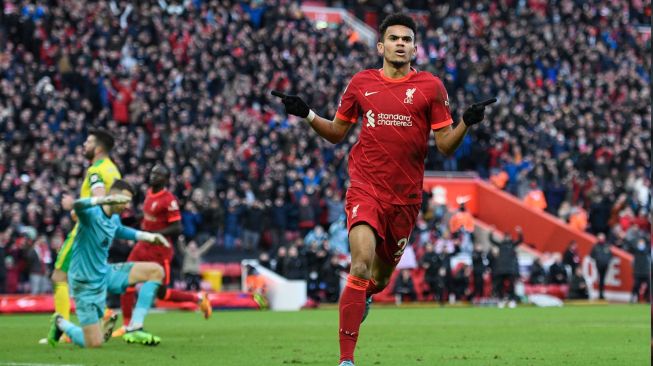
[462,98,497,126]
[271,90,310,118]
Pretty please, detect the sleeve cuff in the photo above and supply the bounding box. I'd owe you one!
[431,118,453,130]
[168,215,181,223]
[336,111,357,123]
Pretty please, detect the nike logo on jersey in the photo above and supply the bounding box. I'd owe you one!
[364,91,379,96]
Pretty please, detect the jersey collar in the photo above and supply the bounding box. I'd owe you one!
[378,67,417,83]
[92,158,105,168]
[148,188,167,198]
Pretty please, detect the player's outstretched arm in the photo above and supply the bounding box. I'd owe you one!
[113,223,171,247]
[72,194,131,213]
[71,195,130,227]
[434,98,496,156]
[271,90,352,144]
[306,114,353,144]
[137,232,171,248]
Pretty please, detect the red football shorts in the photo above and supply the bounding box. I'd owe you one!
[127,242,174,285]
[345,187,420,265]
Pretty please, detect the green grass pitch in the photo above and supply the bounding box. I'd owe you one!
[0,304,648,366]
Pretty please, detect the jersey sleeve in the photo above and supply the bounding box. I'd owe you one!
[166,195,182,223]
[430,77,454,130]
[102,163,121,191]
[73,199,97,225]
[86,166,106,192]
[335,75,360,123]
[114,217,139,241]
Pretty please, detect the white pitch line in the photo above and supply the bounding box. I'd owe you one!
[0,363,84,366]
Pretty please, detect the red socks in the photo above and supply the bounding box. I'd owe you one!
[120,287,136,326]
[366,277,379,296]
[163,288,200,303]
[339,275,369,363]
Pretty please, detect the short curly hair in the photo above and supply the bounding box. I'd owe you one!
[88,129,115,152]
[379,13,417,41]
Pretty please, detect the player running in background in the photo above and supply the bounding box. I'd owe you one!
[114,164,211,337]
[273,13,495,366]
[47,180,170,348]
[50,129,121,332]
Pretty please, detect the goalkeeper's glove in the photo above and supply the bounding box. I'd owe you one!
[462,98,497,127]
[271,90,315,121]
[90,194,132,206]
[136,232,171,247]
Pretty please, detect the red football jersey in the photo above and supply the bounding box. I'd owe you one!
[336,68,453,205]
[138,188,181,244]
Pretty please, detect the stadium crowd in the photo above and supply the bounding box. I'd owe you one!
[0,0,650,300]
